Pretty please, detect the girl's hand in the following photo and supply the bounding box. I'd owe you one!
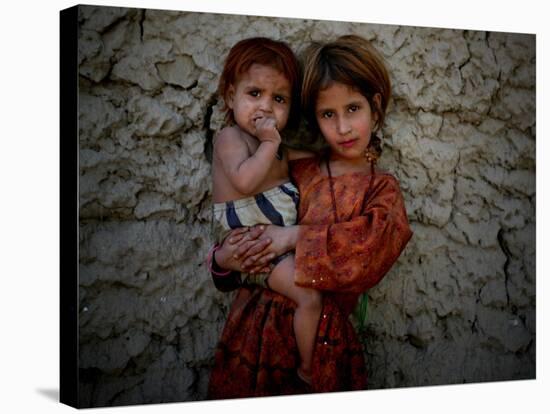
[215,226,273,273]
[238,225,299,270]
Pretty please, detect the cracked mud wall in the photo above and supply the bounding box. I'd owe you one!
[76,5,535,407]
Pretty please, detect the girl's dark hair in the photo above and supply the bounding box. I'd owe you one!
[218,37,301,128]
[301,35,391,134]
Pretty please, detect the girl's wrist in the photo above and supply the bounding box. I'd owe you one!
[285,225,300,251]
[206,244,231,276]
[212,250,230,274]
[213,243,230,269]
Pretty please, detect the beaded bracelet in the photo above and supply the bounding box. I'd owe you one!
[206,244,232,276]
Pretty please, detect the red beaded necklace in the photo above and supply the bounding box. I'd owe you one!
[325,156,376,224]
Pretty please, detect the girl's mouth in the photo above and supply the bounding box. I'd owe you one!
[339,139,357,148]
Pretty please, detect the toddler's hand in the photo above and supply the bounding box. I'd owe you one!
[254,116,281,145]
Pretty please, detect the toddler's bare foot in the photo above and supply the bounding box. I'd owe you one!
[297,366,312,385]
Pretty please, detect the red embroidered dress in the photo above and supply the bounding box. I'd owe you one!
[208,157,413,399]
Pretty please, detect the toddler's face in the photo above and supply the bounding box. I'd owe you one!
[226,64,292,138]
[315,82,379,163]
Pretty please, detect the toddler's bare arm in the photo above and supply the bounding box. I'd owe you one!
[214,126,280,195]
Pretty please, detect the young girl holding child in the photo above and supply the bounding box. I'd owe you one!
[209,37,321,384]
[208,35,413,397]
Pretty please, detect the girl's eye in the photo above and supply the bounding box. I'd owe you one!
[275,96,286,104]
[348,105,359,113]
[322,111,334,119]
[249,90,260,97]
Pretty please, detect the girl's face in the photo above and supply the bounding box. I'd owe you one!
[226,63,292,138]
[315,82,379,165]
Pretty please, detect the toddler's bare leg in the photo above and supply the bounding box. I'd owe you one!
[267,254,322,383]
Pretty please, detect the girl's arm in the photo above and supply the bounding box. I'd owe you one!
[286,146,316,161]
[234,169,413,291]
[215,126,280,195]
[293,176,413,294]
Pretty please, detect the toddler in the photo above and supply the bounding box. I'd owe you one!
[210,37,321,384]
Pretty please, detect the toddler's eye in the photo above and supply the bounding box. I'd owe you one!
[322,111,334,119]
[249,90,260,97]
[275,95,286,104]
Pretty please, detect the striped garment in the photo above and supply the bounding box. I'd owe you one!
[211,182,299,287]
[212,182,299,243]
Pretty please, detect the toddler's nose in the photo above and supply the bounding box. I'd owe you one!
[258,97,273,112]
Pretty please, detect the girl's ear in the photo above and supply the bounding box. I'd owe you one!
[372,93,382,128]
[226,85,235,109]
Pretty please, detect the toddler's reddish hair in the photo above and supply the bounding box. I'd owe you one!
[218,37,301,128]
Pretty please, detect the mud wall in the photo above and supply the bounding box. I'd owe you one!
[76,5,535,407]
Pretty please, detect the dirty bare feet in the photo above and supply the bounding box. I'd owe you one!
[297,366,312,386]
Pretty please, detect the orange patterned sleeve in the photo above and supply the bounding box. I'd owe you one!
[294,175,413,293]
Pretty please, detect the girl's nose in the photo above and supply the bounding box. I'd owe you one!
[337,117,351,135]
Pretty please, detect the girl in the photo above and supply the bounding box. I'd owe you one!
[208,35,413,397]
[209,37,321,384]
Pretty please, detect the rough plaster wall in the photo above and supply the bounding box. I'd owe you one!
[77,5,535,407]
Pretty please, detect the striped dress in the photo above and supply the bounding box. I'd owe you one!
[213,182,299,238]
[212,182,299,285]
